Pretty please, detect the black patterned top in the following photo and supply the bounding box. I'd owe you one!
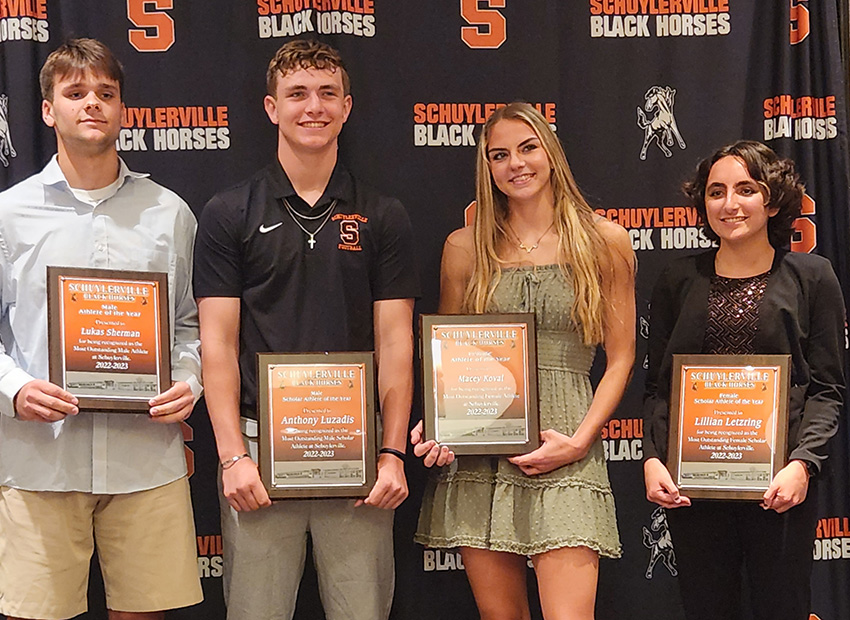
[703,272,770,355]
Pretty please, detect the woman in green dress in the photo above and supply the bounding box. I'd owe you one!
[412,102,635,620]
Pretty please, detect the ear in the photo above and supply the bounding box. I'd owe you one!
[263,94,279,125]
[767,205,780,218]
[41,99,55,128]
[341,94,353,124]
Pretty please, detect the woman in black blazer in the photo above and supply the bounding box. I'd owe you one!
[642,141,845,620]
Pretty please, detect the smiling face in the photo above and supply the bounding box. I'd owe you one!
[704,155,778,248]
[485,118,553,206]
[263,66,352,155]
[41,70,123,156]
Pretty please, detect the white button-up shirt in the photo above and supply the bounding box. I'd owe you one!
[0,156,202,494]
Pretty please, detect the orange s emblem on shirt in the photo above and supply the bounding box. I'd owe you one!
[333,213,366,251]
[340,220,360,246]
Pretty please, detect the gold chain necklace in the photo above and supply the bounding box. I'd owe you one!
[506,221,555,254]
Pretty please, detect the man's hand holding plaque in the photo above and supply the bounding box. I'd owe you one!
[14,379,79,422]
[148,381,195,423]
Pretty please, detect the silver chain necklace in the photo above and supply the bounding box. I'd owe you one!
[282,198,337,249]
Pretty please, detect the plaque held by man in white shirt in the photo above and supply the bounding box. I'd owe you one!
[47,266,171,412]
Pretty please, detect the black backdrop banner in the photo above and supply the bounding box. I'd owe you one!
[1,2,848,620]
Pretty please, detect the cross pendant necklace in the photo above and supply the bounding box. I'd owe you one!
[282,198,337,250]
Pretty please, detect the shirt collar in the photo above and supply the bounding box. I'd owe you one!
[39,154,149,191]
[267,158,353,208]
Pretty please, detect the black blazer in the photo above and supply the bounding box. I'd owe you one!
[643,249,846,475]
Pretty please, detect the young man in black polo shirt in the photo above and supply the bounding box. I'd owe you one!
[193,40,419,620]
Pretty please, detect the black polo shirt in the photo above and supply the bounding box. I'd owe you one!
[193,160,420,417]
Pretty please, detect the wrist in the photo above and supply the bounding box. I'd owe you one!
[569,433,594,458]
[378,452,406,471]
[221,453,251,470]
[379,446,406,462]
[3,370,37,417]
[791,459,812,481]
[217,436,250,463]
[644,457,664,471]
[219,448,248,462]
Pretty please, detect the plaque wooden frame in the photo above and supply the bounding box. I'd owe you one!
[47,266,170,413]
[421,313,540,456]
[668,354,791,500]
[257,352,377,499]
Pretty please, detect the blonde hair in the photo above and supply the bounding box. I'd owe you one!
[466,102,609,345]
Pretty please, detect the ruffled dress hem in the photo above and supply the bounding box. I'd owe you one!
[413,533,623,559]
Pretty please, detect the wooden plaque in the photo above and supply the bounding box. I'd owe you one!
[668,354,791,500]
[257,352,377,499]
[421,314,540,456]
[47,266,170,412]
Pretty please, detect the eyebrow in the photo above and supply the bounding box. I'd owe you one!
[283,84,341,93]
[708,180,758,188]
[61,81,117,91]
[487,136,539,156]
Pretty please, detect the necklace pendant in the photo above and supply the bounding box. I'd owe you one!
[282,198,337,250]
[507,220,554,256]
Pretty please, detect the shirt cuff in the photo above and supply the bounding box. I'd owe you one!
[788,449,823,477]
[793,458,818,478]
[172,370,203,404]
[0,367,36,417]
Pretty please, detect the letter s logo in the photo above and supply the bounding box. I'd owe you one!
[791,193,816,254]
[790,0,810,45]
[128,0,175,53]
[461,0,507,50]
[340,221,360,246]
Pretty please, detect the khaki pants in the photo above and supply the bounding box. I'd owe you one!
[219,424,395,620]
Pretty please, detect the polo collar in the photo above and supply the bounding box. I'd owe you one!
[267,159,353,211]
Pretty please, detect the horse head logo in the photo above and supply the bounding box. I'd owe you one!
[637,85,686,160]
[642,506,678,579]
[0,94,18,168]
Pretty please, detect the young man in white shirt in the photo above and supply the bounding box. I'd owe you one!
[0,38,203,620]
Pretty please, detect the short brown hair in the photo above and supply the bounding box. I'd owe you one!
[40,38,124,102]
[684,140,804,249]
[266,39,350,96]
